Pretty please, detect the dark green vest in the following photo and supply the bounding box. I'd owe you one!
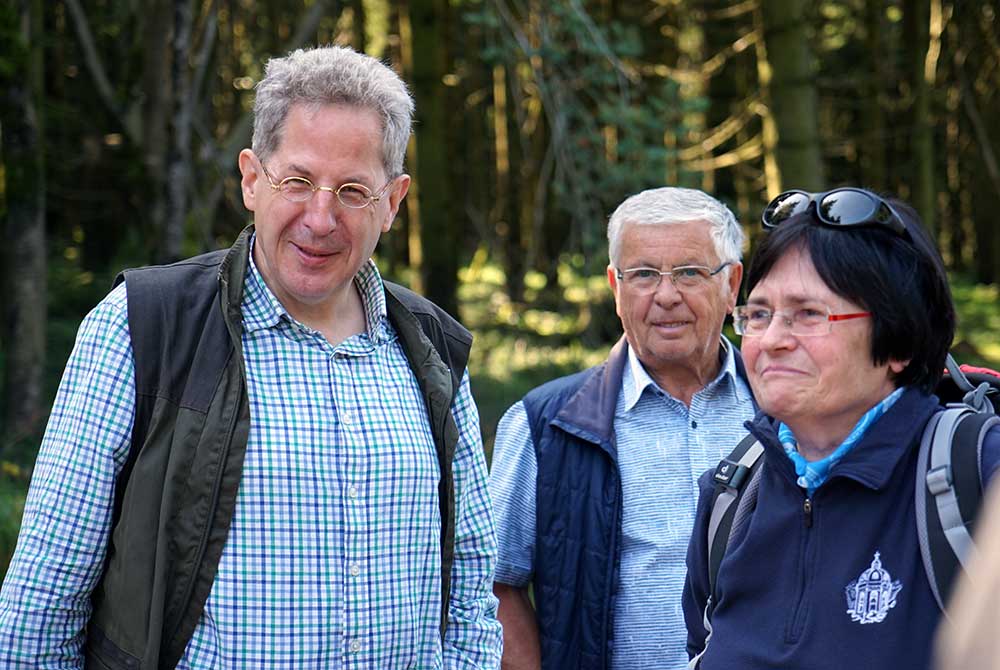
[85,226,471,669]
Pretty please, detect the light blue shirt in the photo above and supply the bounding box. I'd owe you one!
[0,246,502,668]
[490,340,755,669]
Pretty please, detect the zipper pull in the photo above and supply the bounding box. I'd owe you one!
[803,498,813,528]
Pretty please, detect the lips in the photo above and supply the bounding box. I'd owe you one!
[651,319,691,332]
[291,241,338,262]
[758,364,806,376]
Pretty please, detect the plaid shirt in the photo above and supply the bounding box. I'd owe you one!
[0,249,501,668]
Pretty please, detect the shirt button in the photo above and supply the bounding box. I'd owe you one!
[349,563,361,577]
[691,420,698,429]
[341,409,353,425]
[349,639,362,653]
[347,485,359,500]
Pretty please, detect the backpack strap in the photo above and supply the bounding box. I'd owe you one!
[916,406,1000,612]
[707,434,765,598]
[689,434,764,668]
[945,353,1000,414]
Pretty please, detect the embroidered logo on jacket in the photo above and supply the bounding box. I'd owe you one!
[844,551,903,624]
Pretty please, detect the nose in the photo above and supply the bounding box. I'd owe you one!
[302,189,340,234]
[651,276,683,307]
[757,313,797,350]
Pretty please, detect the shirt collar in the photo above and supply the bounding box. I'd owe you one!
[241,234,389,342]
[622,337,743,412]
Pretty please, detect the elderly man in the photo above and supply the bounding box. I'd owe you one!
[489,187,756,669]
[0,46,501,668]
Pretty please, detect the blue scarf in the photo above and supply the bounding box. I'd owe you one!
[779,386,905,496]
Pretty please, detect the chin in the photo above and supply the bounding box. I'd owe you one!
[754,386,798,417]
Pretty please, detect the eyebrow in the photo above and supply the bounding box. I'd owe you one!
[627,260,710,269]
[747,294,822,306]
[282,163,374,186]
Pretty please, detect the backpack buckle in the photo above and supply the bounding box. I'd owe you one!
[926,464,953,496]
[714,459,750,489]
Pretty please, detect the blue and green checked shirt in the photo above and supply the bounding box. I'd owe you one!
[0,248,502,668]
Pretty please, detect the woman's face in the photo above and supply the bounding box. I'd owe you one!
[741,246,905,434]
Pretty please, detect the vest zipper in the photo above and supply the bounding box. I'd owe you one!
[786,496,815,643]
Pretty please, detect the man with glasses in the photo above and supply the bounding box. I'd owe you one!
[489,187,757,669]
[0,46,502,668]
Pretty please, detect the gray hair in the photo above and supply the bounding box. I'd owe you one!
[607,187,745,267]
[252,45,414,177]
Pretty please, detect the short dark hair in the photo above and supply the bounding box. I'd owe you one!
[745,197,954,393]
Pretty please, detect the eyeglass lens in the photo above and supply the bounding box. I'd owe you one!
[818,191,876,225]
[621,267,713,292]
[764,192,809,226]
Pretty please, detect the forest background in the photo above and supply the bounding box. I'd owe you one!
[2,0,999,576]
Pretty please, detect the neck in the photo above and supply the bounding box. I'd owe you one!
[645,351,723,408]
[782,385,901,462]
[785,421,848,462]
[288,282,367,347]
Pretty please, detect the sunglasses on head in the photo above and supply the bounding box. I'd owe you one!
[761,188,910,239]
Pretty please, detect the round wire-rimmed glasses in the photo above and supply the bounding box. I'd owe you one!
[259,161,393,209]
[733,304,871,337]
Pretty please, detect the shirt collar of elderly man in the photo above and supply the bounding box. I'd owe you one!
[605,187,745,406]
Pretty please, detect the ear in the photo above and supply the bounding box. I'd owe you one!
[888,358,909,375]
[725,262,744,313]
[607,265,625,319]
[238,149,260,212]
[380,174,411,233]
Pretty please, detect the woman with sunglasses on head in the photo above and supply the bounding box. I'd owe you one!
[682,188,1000,670]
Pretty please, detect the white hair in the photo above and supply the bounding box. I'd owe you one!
[252,45,414,177]
[607,187,745,267]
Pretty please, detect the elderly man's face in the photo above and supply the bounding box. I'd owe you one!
[608,221,741,384]
[238,103,408,322]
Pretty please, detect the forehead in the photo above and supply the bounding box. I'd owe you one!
[747,247,846,305]
[619,220,718,264]
[271,103,384,173]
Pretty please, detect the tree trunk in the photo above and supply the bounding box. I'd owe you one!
[758,0,824,191]
[1,0,47,451]
[961,72,1000,285]
[163,0,195,263]
[350,0,366,52]
[905,0,936,234]
[405,0,459,316]
[141,0,174,259]
[861,0,887,190]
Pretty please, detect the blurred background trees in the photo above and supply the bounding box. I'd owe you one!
[2,0,1000,571]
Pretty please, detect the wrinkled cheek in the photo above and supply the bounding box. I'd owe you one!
[742,344,763,377]
[753,378,797,415]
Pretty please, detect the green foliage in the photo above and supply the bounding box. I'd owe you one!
[466,0,705,273]
[951,279,1000,366]
[0,4,27,83]
[459,255,616,455]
